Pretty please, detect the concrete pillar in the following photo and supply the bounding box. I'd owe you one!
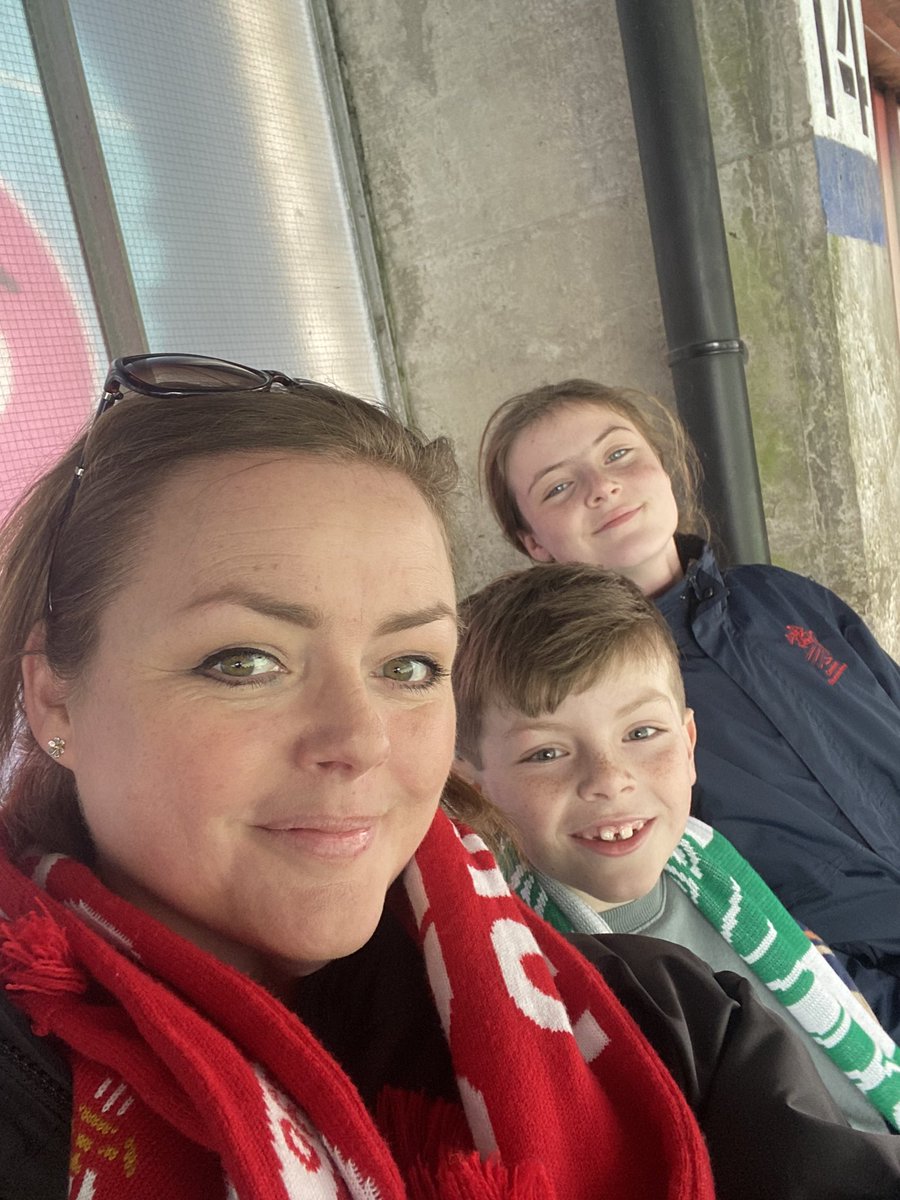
[695,0,900,650]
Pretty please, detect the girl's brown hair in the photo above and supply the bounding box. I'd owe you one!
[0,382,458,858]
[479,379,708,553]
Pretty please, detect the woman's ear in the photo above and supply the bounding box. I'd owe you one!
[21,624,76,767]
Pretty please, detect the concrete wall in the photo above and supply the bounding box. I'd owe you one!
[329,0,672,592]
[695,0,900,650]
[330,0,900,653]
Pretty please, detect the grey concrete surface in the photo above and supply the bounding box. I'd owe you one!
[330,0,900,653]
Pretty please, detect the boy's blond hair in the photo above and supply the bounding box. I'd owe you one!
[455,563,685,768]
[479,379,708,555]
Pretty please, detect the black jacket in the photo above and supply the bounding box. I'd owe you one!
[0,990,69,1197]
[657,537,900,1038]
[3,924,899,1200]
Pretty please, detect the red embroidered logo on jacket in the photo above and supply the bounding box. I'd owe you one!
[784,625,847,685]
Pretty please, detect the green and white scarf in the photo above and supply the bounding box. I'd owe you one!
[509,815,900,1131]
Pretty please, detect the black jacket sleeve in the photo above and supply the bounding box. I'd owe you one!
[567,931,900,1200]
[0,990,69,1200]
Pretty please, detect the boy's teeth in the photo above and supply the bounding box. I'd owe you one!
[591,819,647,842]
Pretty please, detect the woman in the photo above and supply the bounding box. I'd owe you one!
[0,356,896,1200]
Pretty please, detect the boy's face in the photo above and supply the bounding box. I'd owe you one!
[506,402,681,596]
[468,658,696,910]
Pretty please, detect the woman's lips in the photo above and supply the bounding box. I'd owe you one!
[597,506,641,533]
[258,820,377,860]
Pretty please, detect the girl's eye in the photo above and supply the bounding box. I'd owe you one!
[627,725,661,741]
[606,446,631,464]
[524,747,565,763]
[543,480,571,501]
[379,655,446,689]
[198,648,284,685]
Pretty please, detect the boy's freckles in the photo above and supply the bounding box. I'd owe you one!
[472,661,696,912]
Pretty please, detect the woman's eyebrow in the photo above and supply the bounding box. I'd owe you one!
[178,588,455,636]
[179,586,322,627]
[527,424,631,495]
[374,602,457,637]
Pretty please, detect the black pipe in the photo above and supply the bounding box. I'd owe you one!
[615,0,770,565]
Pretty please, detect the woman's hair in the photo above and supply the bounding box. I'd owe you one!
[454,563,685,769]
[440,771,523,860]
[479,379,708,554]
[0,381,459,858]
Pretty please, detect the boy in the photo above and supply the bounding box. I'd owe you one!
[452,562,900,1135]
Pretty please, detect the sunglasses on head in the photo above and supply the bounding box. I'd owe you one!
[46,353,303,614]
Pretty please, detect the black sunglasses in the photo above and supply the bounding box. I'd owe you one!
[46,353,301,614]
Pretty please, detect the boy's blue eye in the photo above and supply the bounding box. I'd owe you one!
[628,726,660,741]
[524,747,564,762]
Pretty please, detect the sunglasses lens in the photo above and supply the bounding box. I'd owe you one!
[119,354,270,394]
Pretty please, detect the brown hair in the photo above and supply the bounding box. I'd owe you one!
[479,379,708,554]
[0,382,459,858]
[454,563,684,768]
[440,770,523,857]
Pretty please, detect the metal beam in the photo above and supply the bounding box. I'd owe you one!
[309,0,407,417]
[23,0,147,360]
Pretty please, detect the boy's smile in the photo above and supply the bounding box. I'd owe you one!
[572,816,654,852]
[469,659,696,911]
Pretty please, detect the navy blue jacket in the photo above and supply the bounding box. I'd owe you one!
[657,537,900,1039]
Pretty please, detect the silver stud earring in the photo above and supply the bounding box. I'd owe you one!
[47,737,66,760]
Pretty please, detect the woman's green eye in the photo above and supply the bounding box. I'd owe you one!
[220,652,267,676]
[381,656,435,684]
[201,649,280,679]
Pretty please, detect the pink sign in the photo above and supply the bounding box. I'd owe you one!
[0,181,98,519]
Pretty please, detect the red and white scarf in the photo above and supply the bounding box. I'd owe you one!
[0,813,714,1199]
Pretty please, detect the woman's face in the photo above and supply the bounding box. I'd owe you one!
[33,454,458,988]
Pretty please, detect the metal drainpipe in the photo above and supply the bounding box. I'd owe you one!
[615,0,770,565]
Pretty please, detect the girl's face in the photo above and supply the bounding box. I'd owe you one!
[26,454,458,991]
[506,403,682,596]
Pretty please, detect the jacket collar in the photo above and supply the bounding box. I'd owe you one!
[656,535,723,632]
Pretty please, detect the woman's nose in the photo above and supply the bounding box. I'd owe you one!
[293,678,390,777]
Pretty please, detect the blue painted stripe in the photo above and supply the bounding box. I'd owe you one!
[814,136,886,245]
